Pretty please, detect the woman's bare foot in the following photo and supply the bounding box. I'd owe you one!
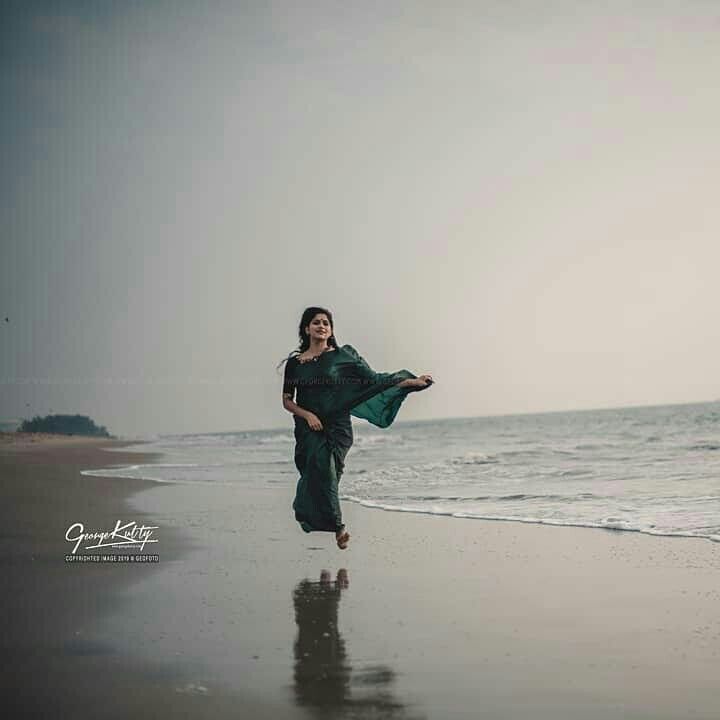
[336,529,350,550]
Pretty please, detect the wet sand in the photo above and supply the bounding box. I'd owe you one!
[0,435,302,719]
[2,434,720,719]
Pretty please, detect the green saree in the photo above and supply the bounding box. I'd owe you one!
[283,344,428,533]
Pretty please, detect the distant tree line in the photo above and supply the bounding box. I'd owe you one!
[19,414,112,437]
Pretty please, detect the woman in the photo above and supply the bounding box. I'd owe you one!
[279,306,433,550]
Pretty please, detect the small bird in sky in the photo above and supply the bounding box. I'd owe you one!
[4,317,8,322]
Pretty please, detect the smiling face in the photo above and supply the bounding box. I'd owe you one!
[305,313,332,343]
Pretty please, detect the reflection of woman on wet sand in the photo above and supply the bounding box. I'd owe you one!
[292,570,423,719]
[292,569,351,710]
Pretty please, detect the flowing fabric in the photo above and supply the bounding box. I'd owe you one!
[283,344,428,533]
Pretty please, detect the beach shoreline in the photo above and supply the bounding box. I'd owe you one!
[3,434,720,719]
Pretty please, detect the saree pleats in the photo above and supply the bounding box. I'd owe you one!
[292,414,352,533]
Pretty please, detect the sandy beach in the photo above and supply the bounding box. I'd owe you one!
[1,435,293,719]
[2,434,719,719]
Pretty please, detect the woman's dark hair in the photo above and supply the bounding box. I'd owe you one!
[276,306,339,371]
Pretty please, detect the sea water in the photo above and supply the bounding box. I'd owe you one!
[85,401,720,543]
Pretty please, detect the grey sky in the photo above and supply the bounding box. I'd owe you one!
[2,1,719,437]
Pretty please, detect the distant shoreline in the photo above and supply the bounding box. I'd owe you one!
[0,431,115,447]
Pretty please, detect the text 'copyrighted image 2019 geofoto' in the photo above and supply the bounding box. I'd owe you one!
[64,520,160,563]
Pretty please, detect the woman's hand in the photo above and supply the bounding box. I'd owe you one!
[304,411,324,431]
[408,374,433,389]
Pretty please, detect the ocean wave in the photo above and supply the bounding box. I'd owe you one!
[574,443,620,450]
[554,468,594,477]
[354,434,402,447]
[450,452,497,465]
[339,496,720,543]
[86,462,206,470]
[350,453,497,481]
[255,434,294,444]
[415,495,490,502]
[693,412,720,425]
[402,492,600,503]
[496,449,544,458]
[154,433,241,446]
[80,464,233,486]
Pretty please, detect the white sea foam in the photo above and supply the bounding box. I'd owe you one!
[353,434,402,447]
[255,434,294,444]
[339,494,720,542]
[450,452,497,464]
[81,463,232,486]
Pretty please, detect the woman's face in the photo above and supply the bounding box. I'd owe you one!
[305,313,332,342]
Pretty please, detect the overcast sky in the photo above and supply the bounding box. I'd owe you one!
[2,0,719,438]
